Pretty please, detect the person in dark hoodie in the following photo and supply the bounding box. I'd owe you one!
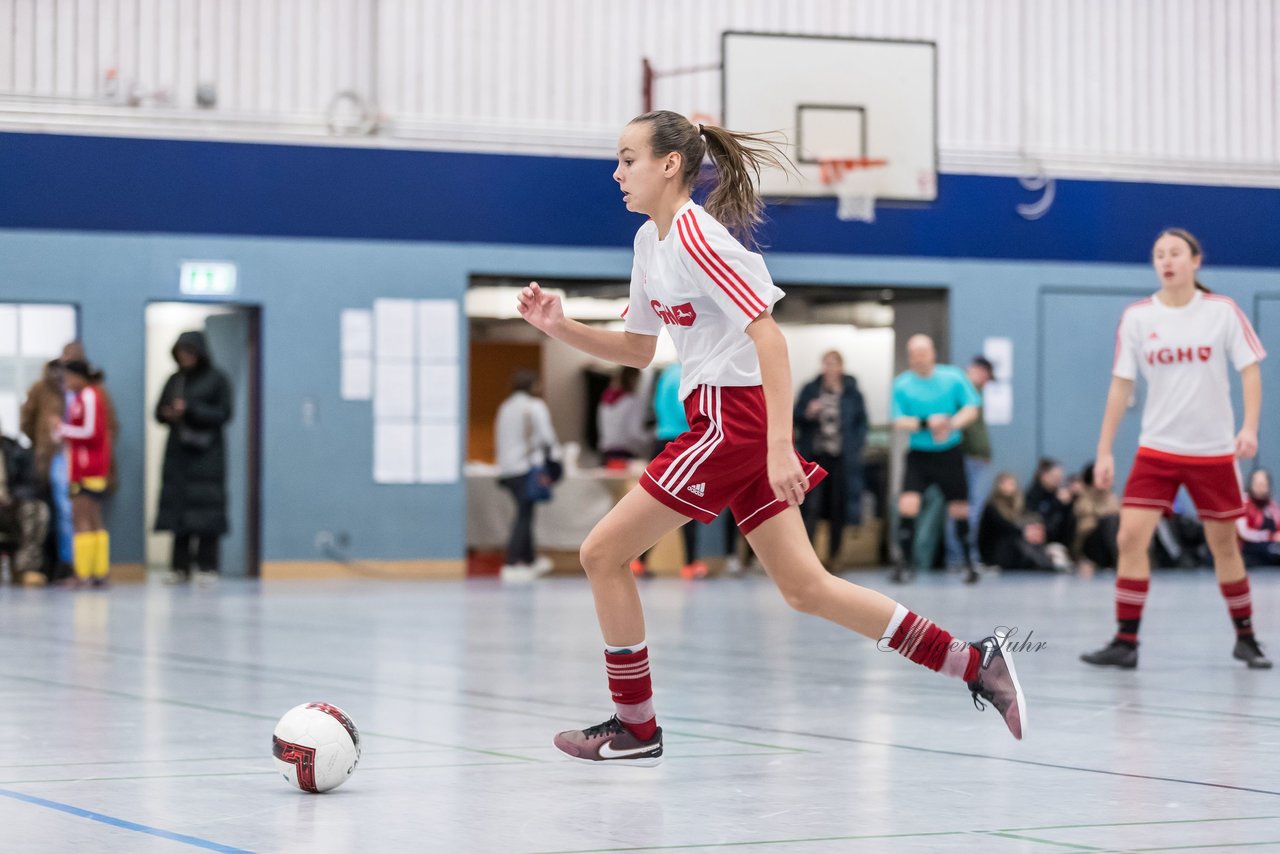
[793,350,868,572]
[155,331,233,586]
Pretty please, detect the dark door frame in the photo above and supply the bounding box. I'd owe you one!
[144,300,263,579]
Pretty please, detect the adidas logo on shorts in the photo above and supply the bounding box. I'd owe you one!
[687,482,706,497]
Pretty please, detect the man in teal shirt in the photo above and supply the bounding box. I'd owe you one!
[892,335,982,584]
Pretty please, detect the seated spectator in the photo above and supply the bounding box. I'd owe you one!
[1025,458,1077,551]
[0,419,51,585]
[1073,461,1121,571]
[978,472,1058,571]
[597,366,648,468]
[1238,469,1280,567]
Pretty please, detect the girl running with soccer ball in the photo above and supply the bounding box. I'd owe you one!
[1082,229,1270,670]
[517,110,1027,764]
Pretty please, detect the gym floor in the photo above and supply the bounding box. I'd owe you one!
[1,570,1276,853]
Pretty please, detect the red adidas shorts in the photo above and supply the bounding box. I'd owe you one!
[1122,447,1245,520]
[640,384,827,534]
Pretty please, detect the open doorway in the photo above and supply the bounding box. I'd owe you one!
[144,303,261,578]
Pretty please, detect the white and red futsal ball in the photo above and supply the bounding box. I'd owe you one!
[272,702,361,793]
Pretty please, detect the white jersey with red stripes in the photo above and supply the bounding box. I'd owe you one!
[1112,290,1265,456]
[622,200,784,400]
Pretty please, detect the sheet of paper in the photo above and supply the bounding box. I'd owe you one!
[373,420,416,484]
[341,355,372,401]
[983,336,1013,381]
[416,300,459,363]
[374,363,416,419]
[374,299,416,361]
[20,305,77,360]
[983,380,1013,426]
[417,422,460,483]
[341,309,372,355]
[418,365,459,420]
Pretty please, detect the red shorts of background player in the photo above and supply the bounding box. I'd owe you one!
[1122,447,1245,520]
[640,385,827,535]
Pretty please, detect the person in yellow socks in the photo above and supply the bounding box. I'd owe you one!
[56,361,113,587]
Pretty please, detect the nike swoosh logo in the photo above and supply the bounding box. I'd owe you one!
[981,641,998,669]
[598,740,657,759]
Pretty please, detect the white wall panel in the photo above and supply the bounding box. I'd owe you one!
[0,0,1277,186]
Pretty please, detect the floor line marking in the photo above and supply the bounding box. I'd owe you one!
[0,786,254,853]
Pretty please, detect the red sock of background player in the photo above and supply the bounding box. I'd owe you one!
[1220,577,1254,639]
[1114,577,1150,648]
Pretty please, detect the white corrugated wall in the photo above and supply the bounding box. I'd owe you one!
[0,0,1276,185]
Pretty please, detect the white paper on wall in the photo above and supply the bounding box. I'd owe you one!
[417,422,460,483]
[416,300,459,363]
[982,336,1013,381]
[341,356,372,401]
[20,305,77,359]
[374,420,417,483]
[375,299,416,360]
[374,363,416,419]
[418,365,459,420]
[983,380,1014,425]
[341,309,372,355]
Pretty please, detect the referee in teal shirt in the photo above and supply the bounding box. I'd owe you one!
[891,334,982,584]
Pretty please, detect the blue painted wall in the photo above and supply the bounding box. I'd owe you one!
[0,132,1277,562]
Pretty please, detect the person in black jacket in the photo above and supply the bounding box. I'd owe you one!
[793,351,868,571]
[978,472,1057,571]
[0,422,50,584]
[155,331,233,586]
[1025,458,1077,553]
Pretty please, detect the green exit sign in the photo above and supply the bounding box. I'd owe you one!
[180,261,238,296]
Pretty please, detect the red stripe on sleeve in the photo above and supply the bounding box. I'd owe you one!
[684,213,766,316]
[675,216,757,318]
[1205,295,1266,357]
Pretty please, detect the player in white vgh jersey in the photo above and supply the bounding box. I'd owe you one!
[516,110,1026,766]
[1082,228,1270,670]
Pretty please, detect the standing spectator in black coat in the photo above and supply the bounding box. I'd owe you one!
[155,332,233,586]
[793,351,868,572]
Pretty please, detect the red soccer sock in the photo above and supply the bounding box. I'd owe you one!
[1115,577,1150,647]
[887,610,981,683]
[1220,577,1254,638]
[605,646,657,740]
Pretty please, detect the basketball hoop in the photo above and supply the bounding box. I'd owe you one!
[817,158,888,223]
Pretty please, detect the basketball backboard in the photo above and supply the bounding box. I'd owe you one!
[722,32,937,204]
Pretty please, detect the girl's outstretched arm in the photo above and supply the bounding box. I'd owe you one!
[518,281,657,368]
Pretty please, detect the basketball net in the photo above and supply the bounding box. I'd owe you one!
[818,158,887,223]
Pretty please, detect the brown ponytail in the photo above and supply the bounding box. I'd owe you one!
[1155,227,1211,293]
[629,110,791,248]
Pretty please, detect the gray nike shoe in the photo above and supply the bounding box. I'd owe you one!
[1234,636,1273,669]
[967,631,1026,740]
[553,716,663,766]
[1081,639,1139,668]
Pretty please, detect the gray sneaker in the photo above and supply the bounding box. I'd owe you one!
[967,631,1026,740]
[1081,639,1139,668]
[1234,636,1273,669]
[553,716,663,766]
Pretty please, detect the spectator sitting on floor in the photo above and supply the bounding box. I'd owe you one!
[1237,469,1280,568]
[0,419,51,585]
[978,472,1058,572]
[1025,457,1077,555]
[1073,461,1121,573]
